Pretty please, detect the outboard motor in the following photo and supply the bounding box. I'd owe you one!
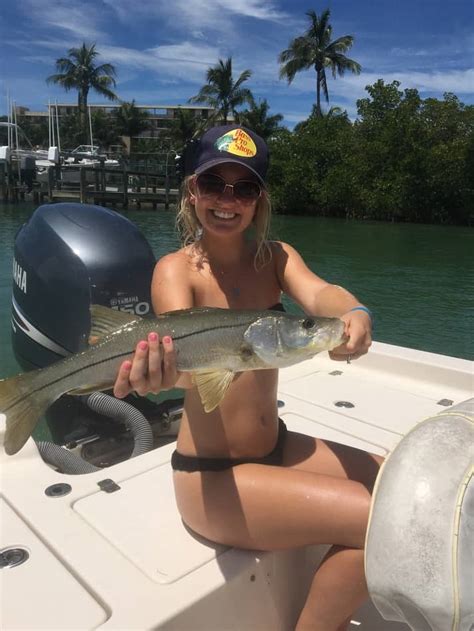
[11,202,158,446]
[12,202,155,370]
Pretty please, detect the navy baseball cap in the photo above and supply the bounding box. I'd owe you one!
[194,125,269,185]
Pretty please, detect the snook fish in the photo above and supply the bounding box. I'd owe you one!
[0,305,346,455]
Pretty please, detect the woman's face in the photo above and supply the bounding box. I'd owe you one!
[189,163,260,238]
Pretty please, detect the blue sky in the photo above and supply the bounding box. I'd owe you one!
[1,0,473,126]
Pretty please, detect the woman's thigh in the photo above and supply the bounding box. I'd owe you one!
[173,461,373,552]
[282,430,383,492]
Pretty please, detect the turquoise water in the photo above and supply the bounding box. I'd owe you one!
[0,201,473,384]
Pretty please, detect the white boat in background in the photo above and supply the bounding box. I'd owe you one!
[64,145,120,167]
[0,121,54,168]
[1,341,472,630]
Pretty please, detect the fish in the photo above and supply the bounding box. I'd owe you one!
[0,305,346,455]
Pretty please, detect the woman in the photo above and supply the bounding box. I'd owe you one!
[114,125,381,631]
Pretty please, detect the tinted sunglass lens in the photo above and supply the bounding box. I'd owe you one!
[234,181,261,200]
[197,174,225,195]
[197,174,261,200]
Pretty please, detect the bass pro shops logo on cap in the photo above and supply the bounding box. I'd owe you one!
[215,129,257,158]
[194,124,268,183]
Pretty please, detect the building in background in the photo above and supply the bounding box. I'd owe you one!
[17,103,215,141]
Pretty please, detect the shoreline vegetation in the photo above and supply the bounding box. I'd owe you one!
[1,9,473,226]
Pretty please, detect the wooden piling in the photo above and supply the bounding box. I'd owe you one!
[122,164,128,209]
[47,166,54,201]
[0,162,6,202]
[79,167,86,203]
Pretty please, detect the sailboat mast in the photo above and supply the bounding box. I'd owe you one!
[88,106,93,148]
[55,101,61,152]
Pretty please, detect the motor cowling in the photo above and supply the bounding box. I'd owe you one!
[12,202,156,370]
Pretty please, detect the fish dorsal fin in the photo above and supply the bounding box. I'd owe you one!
[192,370,235,413]
[89,304,141,340]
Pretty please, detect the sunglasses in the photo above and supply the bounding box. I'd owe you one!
[196,173,262,202]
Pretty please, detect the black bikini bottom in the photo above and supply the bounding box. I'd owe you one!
[171,419,287,472]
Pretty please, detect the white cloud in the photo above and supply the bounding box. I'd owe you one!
[274,67,474,104]
[100,42,221,83]
[215,0,287,20]
[20,0,107,41]
[342,68,474,97]
[104,0,288,37]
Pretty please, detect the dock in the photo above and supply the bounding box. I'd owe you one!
[0,159,180,209]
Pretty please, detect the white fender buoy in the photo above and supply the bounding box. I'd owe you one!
[48,146,59,163]
[365,398,473,631]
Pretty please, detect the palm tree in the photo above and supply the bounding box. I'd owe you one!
[47,43,118,130]
[279,9,361,116]
[90,110,121,149]
[237,99,285,141]
[169,108,206,150]
[114,100,149,154]
[189,57,254,124]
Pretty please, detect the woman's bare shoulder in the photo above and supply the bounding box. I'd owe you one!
[268,240,302,270]
[269,240,299,256]
[154,247,189,272]
[152,248,194,312]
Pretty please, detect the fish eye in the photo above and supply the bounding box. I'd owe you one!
[302,318,315,330]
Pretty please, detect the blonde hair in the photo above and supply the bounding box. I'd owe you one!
[176,175,272,269]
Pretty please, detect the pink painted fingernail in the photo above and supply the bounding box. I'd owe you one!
[138,341,148,351]
[163,336,171,345]
[123,361,132,371]
[148,332,158,342]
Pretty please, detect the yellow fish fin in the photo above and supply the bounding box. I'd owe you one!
[0,373,51,455]
[192,370,235,413]
[89,304,141,341]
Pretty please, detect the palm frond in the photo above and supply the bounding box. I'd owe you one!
[91,77,118,101]
[325,35,356,55]
[234,69,252,89]
[92,63,117,79]
[326,53,361,78]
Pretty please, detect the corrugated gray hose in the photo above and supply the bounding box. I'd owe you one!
[36,440,100,474]
[86,392,154,457]
[36,392,154,474]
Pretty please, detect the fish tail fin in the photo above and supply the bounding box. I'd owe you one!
[0,372,51,455]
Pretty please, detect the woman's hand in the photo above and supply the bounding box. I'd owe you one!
[329,310,372,362]
[113,333,179,398]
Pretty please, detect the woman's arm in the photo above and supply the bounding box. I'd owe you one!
[113,253,194,398]
[273,241,372,361]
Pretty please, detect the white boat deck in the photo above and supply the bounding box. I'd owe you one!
[1,341,472,630]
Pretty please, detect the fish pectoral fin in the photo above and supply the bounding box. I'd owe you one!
[192,370,235,413]
[89,305,141,341]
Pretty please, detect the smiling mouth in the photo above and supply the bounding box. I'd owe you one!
[212,209,237,220]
